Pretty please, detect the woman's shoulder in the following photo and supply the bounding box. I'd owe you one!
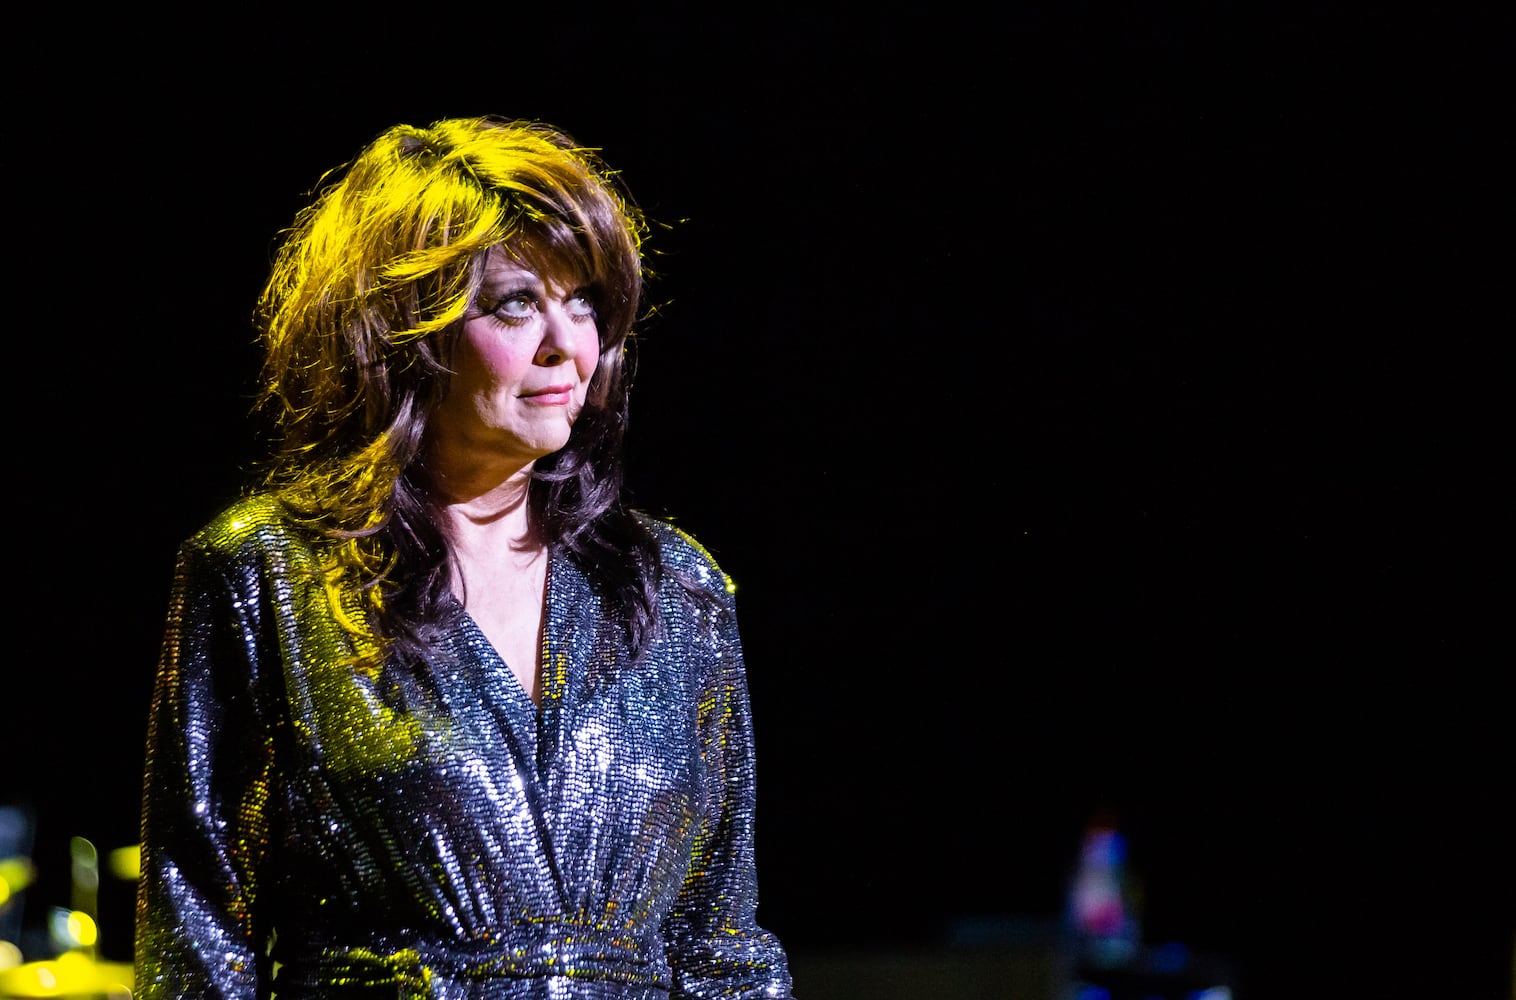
[633,512,737,600]
[180,493,315,567]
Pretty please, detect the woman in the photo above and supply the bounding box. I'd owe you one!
[134,116,794,999]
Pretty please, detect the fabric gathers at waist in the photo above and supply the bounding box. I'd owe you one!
[275,921,670,998]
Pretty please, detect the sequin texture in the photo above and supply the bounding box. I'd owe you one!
[135,494,793,998]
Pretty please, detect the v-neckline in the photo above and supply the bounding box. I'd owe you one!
[447,543,558,706]
[446,549,571,778]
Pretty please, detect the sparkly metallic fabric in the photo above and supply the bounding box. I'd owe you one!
[135,494,793,999]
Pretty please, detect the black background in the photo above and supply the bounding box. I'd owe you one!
[7,5,1511,997]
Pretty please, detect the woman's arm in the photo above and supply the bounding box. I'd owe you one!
[664,592,794,999]
[135,537,276,998]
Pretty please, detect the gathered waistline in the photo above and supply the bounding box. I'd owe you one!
[276,921,668,996]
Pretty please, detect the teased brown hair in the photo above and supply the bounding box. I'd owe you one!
[252,116,667,667]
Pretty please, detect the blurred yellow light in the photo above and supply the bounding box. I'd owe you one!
[0,857,36,897]
[0,950,133,997]
[66,911,98,948]
[107,846,140,881]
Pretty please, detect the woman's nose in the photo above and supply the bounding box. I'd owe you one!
[535,307,578,366]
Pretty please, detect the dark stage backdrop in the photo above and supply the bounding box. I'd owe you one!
[8,6,1510,998]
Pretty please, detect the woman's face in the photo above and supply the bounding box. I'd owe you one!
[431,249,601,469]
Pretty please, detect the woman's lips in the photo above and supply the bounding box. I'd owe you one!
[522,384,575,405]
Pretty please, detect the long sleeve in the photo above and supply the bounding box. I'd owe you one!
[660,555,793,999]
[135,534,276,998]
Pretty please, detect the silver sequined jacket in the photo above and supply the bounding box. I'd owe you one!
[135,495,793,999]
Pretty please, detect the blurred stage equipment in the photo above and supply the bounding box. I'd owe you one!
[0,814,135,1000]
[1065,813,1237,1000]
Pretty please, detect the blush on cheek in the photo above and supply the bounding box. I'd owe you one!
[580,339,603,378]
[581,342,608,383]
[477,339,531,373]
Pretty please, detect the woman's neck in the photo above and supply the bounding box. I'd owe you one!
[437,472,538,554]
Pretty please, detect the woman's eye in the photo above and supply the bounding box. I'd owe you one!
[492,294,536,321]
[566,294,597,320]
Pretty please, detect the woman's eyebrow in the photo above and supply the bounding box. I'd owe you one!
[479,269,545,293]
